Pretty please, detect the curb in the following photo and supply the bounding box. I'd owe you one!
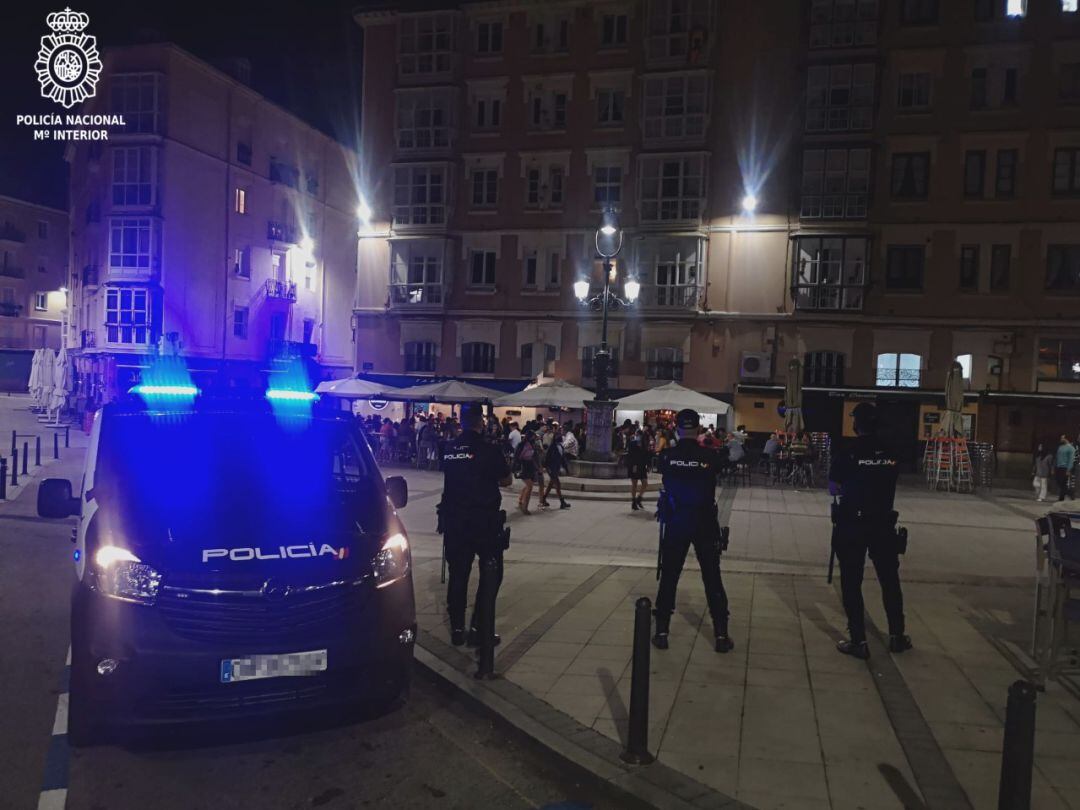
[412,631,751,810]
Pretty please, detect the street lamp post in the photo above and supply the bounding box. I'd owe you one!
[575,209,639,465]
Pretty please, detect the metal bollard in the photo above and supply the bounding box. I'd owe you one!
[621,596,656,764]
[998,680,1037,810]
[11,449,18,487]
[474,555,500,680]
[10,429,15,457]
[35,435,41,467]
[0,458,6,500]
[53,432,59,460]
[21,442,28,476]
[64,425,70,448]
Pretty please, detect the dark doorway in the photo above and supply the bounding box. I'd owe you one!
[876,398,921,471]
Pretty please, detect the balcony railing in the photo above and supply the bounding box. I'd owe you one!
[82,266,99,286]
[792,283,865,312]
[265,278,297,301]
[389,283,443,307]
[0,302,23,317]
[80,329,96,348]
[267,220,299,244]
[0,224,26,243]
[267,339,317,359]
[0,266,25,279]
[638,284,703,310]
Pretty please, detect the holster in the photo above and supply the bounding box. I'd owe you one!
[441,505,507,552]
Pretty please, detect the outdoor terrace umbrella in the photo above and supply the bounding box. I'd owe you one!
[615,381,730,414]
[938,360,965,437]
[493,378,595,409]
[37,350,57,409]
[48,347,70,414]
[314,377,401,399]
[388,379,504,404]
[784,358,805,433]
[28,349,42,405]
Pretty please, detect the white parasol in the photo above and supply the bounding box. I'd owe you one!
[48,347,70,414]
[314,377,401,399]
[494,378,594,409]
[387,379,504,404]
[614,382,731,414]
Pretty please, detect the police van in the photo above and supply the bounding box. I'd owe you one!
[37,385,415,745]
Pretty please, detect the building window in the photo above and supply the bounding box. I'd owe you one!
[396,91,452,150]
[105,287,150,345]
[236,141,252,166]
[582,346,620,379]
[37,221,48,239]
[995,149,1018,196]
[1063,64,1080,101]
[806,64,875,132]
[594,166,623,207]
[897,72,931,111]
[1065,0,1079,13]
[108,218,154,271]
[476,20,503,54]
[109,74,161,134]
[400,13,454,76]
[804,351,845,387]
[900,0,938,25]
[971,68,989,109]
[475,96,501,130]
[809,0,879,48]
[233,247,251,278]
[523,249,561,290]
[405,341,437,372]
[111,147,155,207]
[549,167,565,206]
[646,347,684,382]
[34,292,47,311]
[390,243,443,305]
[1046,245,1080,291]
[801,148,870,219]
[601,13,628,47]
[1006,0,1027,16]
[1038,338,1080,381]
[990,244,1011,291]
[876,353,922,387]
[524,165,565,209]
[597,89,626,126]
[885,245,925,290]
[959,244,980,290]
[1053,149,1080,195]
[955,354,973,380]
[530,14,570,53]
[233,306,248,339]
[524,251,539,288]
[890,152,930,199]
[639,156,704,222]
[643,73,708,140]
[1003,68,1019,105]
[470,168,498,208]
[393,166,445,226]
[462,342,496,374]
[653,249,700,307]
[792,236,867,311]
[521,343,556,377]
[469,250,497,288]
[528,88,569,131]
[234,187,246,214]
[646,0,710,62]
[964,150,986,198]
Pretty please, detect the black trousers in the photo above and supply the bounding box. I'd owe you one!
[445,535,504,632]
[1055,467,1073,500]
[833,524,905,643]
[655,529,729,630]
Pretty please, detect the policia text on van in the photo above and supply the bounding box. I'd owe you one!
[37,391,416,745]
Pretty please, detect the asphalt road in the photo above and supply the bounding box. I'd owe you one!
[0,454,642,810]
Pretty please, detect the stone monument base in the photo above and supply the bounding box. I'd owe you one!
[569,459,622,479]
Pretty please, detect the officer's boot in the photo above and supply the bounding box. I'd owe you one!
[713,618,735,654]
[466,616,501,648]
[652,612,670,650]
[888,634,913,653]
[450,628,465,646]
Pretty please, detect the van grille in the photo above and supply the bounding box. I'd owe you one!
[157,580,369,645]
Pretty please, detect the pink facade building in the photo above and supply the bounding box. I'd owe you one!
[0,195,68,352]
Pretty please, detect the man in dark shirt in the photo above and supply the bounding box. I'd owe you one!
[828,402,912,659]
[654,409,734,653]
[438,403,512,647]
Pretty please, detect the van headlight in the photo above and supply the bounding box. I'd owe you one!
[93,545,162,604]
[372,532,410,589]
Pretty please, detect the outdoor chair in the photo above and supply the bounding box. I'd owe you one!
[1035,512,1080,688]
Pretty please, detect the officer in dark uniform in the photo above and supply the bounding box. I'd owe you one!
[437,403,512,647]
[654,408,734,653]
[828,402,912,659]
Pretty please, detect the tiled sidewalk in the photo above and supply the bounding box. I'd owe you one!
[396,467,1080,810]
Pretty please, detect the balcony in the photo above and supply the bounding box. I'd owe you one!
[0,266,25,280]
[792,282,865,312]
[638,284,703,311]
[389,283,444,308]
[81,266,99,287]
[80,329,96,348]
[267,220,299,244]
[269,159,300,189]
[264,278,297,301]
[267,339,316,360]
[0,302,23,317]
[0,224,26,243]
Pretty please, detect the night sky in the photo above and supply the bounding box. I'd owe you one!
[1,1,374,210]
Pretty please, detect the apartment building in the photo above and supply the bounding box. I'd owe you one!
[66,43,360,409]
[0,195,69,352]
[354,0,1080,470]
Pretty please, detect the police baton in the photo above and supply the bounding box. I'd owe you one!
[827,496,838,585]
[656,521,664,581]
[441,541,447,584]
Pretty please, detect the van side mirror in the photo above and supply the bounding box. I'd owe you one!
[38,478,79,519]
[385,476,408,509]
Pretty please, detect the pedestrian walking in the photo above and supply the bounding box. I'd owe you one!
[828,403,912,660]
[437,403,512,648]
[653,409,734,653]
[515,429,540,514]
[561,421,579,460]
[539,425,571,510]
[1034,443,1053,502]
[627,430,651,511]
[1055,434,1076,501]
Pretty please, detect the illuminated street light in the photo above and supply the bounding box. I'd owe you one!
[300,235,315,253]
[624,278,640,303]
[741,193,758,214]
[574,279,590,301]
[357,196,372,224]
[59,286,68,294]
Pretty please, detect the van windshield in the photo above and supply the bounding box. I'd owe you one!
[93,410,386,539]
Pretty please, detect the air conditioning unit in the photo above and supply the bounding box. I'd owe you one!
[739,352,771,381]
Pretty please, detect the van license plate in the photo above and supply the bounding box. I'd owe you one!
[220,649,328,683]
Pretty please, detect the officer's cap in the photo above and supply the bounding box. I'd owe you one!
[675,408,700,429]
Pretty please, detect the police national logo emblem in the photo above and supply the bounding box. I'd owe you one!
[34,8,102,109]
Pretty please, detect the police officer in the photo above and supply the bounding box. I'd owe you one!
[828,402,912,659]
[438,403,512,647]
[653,408,734,653]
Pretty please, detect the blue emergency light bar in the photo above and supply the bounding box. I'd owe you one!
[266,389,319,402]
[131,384,200,397]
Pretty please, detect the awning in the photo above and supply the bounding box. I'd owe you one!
[494,378,594,408]
[386,378,505,404]
[315,378,401,398]
[616,382,730,414]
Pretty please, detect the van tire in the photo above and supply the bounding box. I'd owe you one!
[66,653,102,747]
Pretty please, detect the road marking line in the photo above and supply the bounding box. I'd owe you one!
[51,693,69,736]
[37,788,66,810]
[38,647,71,810]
